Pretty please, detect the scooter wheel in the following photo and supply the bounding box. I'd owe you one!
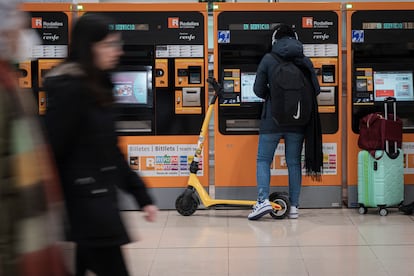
[175,192,198,216]
[268,192,290,219]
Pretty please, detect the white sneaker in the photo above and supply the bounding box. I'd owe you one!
[289,206,299,219]
[248,199,273,220]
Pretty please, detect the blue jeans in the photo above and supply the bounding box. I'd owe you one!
[256,132,305,207]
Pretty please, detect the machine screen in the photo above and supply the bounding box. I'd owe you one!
[112,69,152,105]
[240,72,264,103]
[373,71,414,102]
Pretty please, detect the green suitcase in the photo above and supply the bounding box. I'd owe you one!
[357,149,404,216]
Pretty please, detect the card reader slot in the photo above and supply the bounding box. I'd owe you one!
[225,119,260,131]
[317,86,335,106]
[182,87,201,107]
[226,127,260,132]
[116,120,152,133]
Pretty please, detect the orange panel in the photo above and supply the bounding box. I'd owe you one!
[214,134,259,187]
[21,3,73,12]
[77,3,208,13]
[345,2,414,11]
[213,2,343,12]
[18,61,31,89]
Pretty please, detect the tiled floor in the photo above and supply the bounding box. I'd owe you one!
[63,208,414,276]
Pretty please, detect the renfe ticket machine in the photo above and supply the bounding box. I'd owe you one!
[78,3,209,209]
[346,2,414,207]
[19,3,71,115]
[213,3,342,208]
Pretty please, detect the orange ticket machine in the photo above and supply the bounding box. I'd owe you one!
[213,3,342,208]
[78,3,209,209]
[346,2,414,207]
[19,3,72,114]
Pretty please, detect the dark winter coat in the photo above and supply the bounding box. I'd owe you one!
[44,63,153,247]
[253,37,320,134]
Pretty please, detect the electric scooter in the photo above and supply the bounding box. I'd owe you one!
[175,77,290,219]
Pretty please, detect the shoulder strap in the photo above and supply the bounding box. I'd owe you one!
[270,52,283,63]
[270,53,301,70]
[274,54,312,82]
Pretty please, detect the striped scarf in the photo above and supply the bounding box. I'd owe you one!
[0,60,69,275]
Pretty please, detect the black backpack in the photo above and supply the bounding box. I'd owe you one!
[270,53,313,127]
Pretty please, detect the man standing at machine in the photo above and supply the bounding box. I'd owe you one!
[249,24,323,220]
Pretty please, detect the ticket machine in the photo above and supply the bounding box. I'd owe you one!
[346,2,414,207]
[19,3,72,114]
[78,3,209,209]
[213,3,342,208]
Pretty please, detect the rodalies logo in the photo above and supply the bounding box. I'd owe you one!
[32,17,43,28]
[302,17,334,29]
[32,17,64,29]
[168,17,180,28]
[302,17,314,28]
[42,21,64,29]
[168,17,200,29]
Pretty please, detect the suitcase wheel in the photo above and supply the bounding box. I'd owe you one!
[358,206,368,215]
[379,208,388,216]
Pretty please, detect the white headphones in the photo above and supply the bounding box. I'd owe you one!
[271,26,299,45]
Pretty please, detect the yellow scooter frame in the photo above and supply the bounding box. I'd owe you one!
[175,78,290,219]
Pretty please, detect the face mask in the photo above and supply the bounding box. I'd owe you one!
[14,29,42,63]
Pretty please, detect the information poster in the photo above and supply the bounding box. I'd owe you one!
[128,144,203,177]
[271,143,337,175]
[403,142,414,174]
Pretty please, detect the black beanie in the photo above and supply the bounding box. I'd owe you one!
[273,24,296,39]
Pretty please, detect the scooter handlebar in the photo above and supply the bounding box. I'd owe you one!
[208,77,224,93]
[206,77,223,105]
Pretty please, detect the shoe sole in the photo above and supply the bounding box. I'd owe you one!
[288,214,298,219]
[248,208,273,220]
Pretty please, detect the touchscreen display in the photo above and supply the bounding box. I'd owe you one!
[112,71,151,104]
[240,72,264,103]
[373,71,414,102]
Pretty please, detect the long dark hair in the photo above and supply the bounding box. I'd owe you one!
[68,13,117,106]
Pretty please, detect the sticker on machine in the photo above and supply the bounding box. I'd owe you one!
[402,142,414,174]
[271,143,337,176]
[218,30,230,43]
[127,144,203,177]
[351,30,364,43]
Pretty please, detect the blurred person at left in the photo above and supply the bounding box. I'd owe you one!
[43,13,158,276]
[0,0,70,275]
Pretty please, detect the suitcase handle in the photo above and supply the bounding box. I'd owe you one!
[384,98,397,120]
[383,97,398,153]
[384,96,396,103]
[373,149,400,161]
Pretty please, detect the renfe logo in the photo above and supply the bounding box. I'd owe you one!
[168,17,179,28]
[32,17,42,28]
[302,17,313,28]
